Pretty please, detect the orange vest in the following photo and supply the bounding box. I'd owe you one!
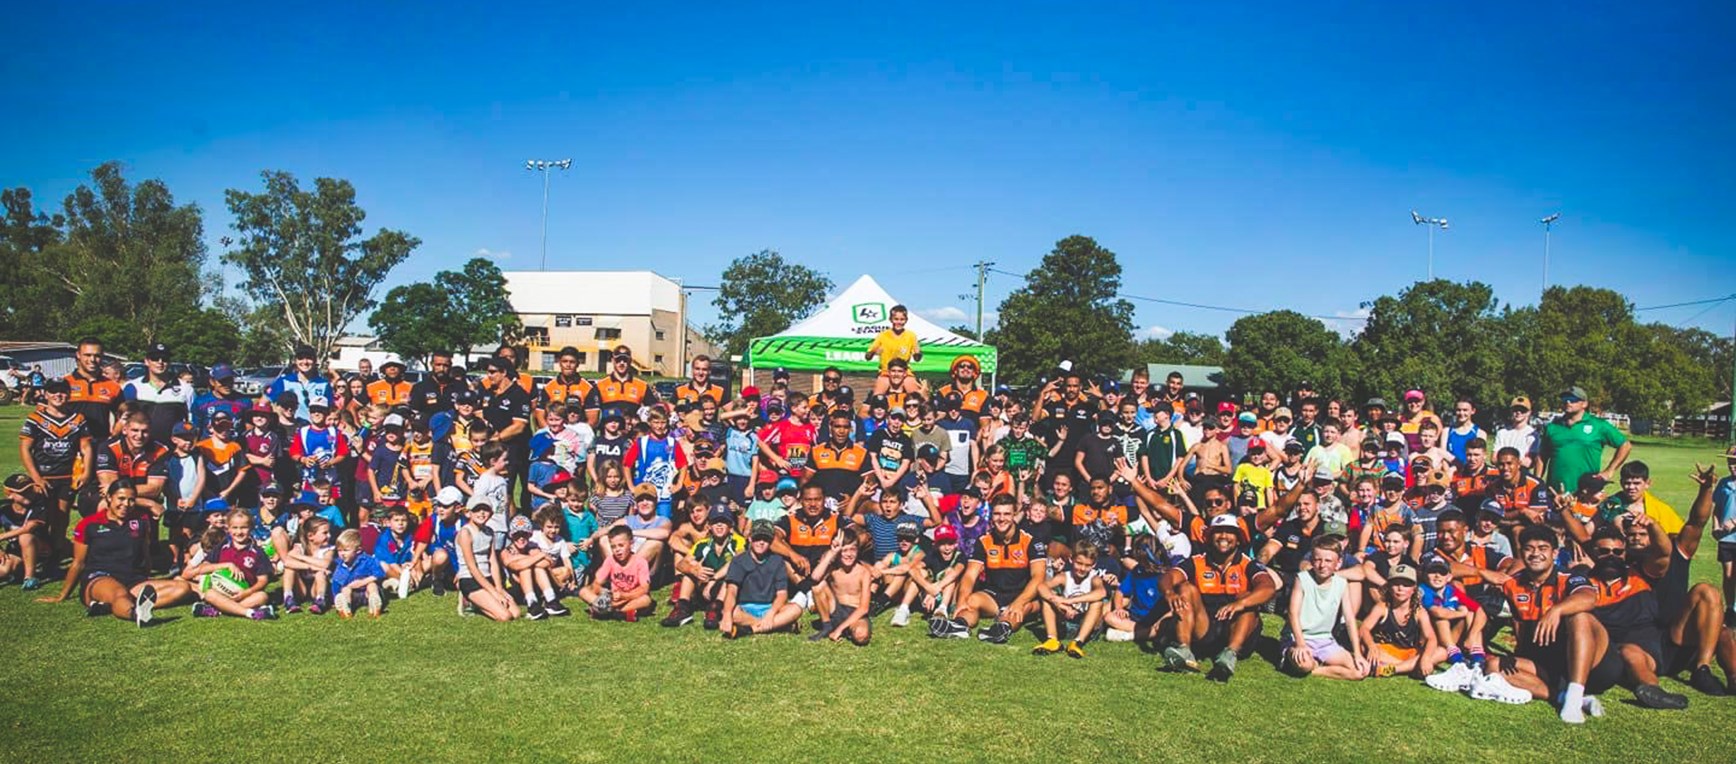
[674,382,724,406]
[103,440,168,481]
[1503,572,1584,622]
[1593,574,1651,607]
[938,384,990,416]
[541,375,594,410]
[978,529,1037,572]
[1188,554,1255,597]
[810,443,867,473]
[595,377,650,406]
[1442,545,1492,588]
[1071,503,1128,527]
[366,379,412,406]
[786,511,839,549]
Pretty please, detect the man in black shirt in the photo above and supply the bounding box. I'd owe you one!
[479,357,533,510]
[410,350,466,417]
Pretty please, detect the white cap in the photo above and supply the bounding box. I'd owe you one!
[435,486,465,506]
[383,413,406,428]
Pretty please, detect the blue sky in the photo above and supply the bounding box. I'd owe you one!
[5,3,1733,341]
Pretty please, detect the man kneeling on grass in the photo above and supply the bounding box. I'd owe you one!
[1161,514,1277,682]
[721,520,803,638]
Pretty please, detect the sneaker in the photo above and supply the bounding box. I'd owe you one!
[869,596,894,618]
[192,603,220,618]
[21,577,41,591]
[703,607,721,631]
[890,605,911,628]
[979,620,1013,644]
[336,597,354,618]
[935,617,970,639]
[307,600,325,616]
[1065,641,1086,659]
[1425,662,1477,693]
[661,604,694,628]
[1560,699,1586,725]
[589,606,612,620]
[1032,638,1062,655]
[1689,665,1728,697]
[809,628,830,642]
[432,578,446,597]
[1163,645,1200,672]
[527,602,548,621]
[1470,671,1532,705]
[248,606,277,621]
[1633,683,1689,710]
[1206,650,1238,682]
[723,623,748,640]
[367,586,383,616]
[1105,628,1134,643]
[84,600,112,618]
[133,584,157,627]
[544,599,572,617]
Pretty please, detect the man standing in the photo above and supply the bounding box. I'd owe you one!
[266,344,333,423]
[122,342,192,446]
[366,361,412,407]
[1444,398,1486,465]
[1539,385,1631,494]
[588,346,655,423]
[19,378,91,544]
[65,337,122,444]
[937,356,990,428]
[410,350,465,418]
[479,357,533,510]
[539,347,594,428]
[674,355,727,407]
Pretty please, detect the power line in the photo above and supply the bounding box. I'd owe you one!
[1671,297,1733,329]
[1635,294,1736,312]
[988,267,1366,323]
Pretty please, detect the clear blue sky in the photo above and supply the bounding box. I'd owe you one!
[5,3,1733,341]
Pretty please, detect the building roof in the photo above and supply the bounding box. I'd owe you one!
[1122,363,1226,389]
[503,271,681,316]
[0,341,75,354]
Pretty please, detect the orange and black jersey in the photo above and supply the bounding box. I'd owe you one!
[588,376,655,419]
[365,379,413,407]
[776,510,844,566]
[1071,502,1128,527]
[1426,545,1508,593]
[970,528,1040,595]
[1590,573,1659,637]
[93,438,171,484]
[1182,553,1275,604]
[540,375,594,412]
[1502,571,1594,643]
[674,381,726,406]
[1486,475,1551,520]
[1449,466,1498,504]
[20,409,89,478]
[64,371,122,441]
[808,441,868,499]
[937,384,990,418]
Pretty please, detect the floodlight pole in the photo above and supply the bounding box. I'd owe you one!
[1412,211,1448,280]
[1541,213,1561,296]
[525,159,572,271]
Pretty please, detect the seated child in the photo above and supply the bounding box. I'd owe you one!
[501,514,572,619]
[187,510,278,620]
[1031,542,1108,658]
[580,526,654,622]
[282,517,336,614]
[808,533,873,645]
[330,528,386,619]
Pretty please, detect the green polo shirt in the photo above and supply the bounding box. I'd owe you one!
[1541,414,1626,492]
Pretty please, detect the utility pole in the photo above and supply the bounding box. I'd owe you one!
[1729,300,1736,446]
[973,260,994,339]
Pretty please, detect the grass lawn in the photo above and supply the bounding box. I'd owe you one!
[2,406,1734,762]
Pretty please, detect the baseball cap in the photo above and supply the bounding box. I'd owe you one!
[1183,391,1201,402]
[1423,556,1452,575]
[772,367,790,380]
[1381,473,1406,489]
[867,394,888,409]
[888,409,908,421]
[381,360,406,371]
[382,413,406,429]
[1272,407,1293,420]
[509,515,534,538]
[1364,397,1389,409]
[145,342,171,361]
[749,519,777,540]
[542,470,575,490]
[1237,412,1257,425]
[259,484,283,498]
[932,525,959,543]
[1312,467,1335,483]
[1283,440,1306,455]
[1562,385,1588,402]
[1387,564,1419,585]
[895,521,922,540]
[307,396,331,412]
[764,398,785,412]
[958,486,984,501]
[1479,501,1506,519]
[916,443,941,462]
[41,378,70,395]
[1216,401,1237,414]
[454,390,479,405]
[741,386,761,399]
[3,473,33,492]
[706,507,735,526]
[171,422,198,440]
[631,483,659,501]
[1509,396,1532,411]
[209,363,236,381]
[210,408,235,423]
[1201,417,1220,431]
[1403,389,1425,402]
[774,477,800,495]
[1207,513,1246,539]
[435,486,465,506]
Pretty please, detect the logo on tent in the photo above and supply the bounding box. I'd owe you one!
[851,302,887,325]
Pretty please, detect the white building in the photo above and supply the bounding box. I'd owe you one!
[503,270,713,376]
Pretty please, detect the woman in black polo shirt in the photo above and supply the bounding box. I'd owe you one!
[37,481,195,626]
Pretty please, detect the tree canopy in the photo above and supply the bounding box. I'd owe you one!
[370,258,521,368]
[989,235,1135,383]
[705,250,833,359]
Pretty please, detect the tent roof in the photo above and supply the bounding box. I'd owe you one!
[771,274,987,348]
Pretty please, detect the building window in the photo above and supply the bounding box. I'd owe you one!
[540,354,557,372]
[575,316,593,326]
[655,330,665,341]
[524,327,550,346]
[654,354,665,365]
[595,327,621,341]
[554,315,572,328]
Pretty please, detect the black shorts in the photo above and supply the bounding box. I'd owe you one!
[457,577,485,597]
[1587,648,1627,695]
[41,477,76,508]
[81,570,147,601]
[1655,556,1692,627]
[1719,543,1736,565]
[985,588,1020,609]
[1515,641,1567,686]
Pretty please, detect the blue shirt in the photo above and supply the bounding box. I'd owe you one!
[563,508,599,569]
[1714,476,1736,544]
[330,552,386,595]
[724,428,758,478]
[316,504,346,530]
[191,391,250,434]
[373,530,414,565]
[1120,568,1165,619]
[266,372,332,422]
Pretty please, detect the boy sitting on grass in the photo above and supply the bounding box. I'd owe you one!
[1032,541,1108,658]
[502,515,572,620]
[374,507,418,598]
[580,526,654,621]
[330,528,386,619]
[809,532,873,645]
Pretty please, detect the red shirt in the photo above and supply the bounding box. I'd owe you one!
[758,420,817,476]
[215,542,273,582]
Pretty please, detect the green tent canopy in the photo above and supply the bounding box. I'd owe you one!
[746,274,997,377]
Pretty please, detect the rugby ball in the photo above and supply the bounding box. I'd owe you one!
[200,568,248,598]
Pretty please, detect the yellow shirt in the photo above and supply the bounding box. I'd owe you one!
[1637,492,1684,536]
[868,329,920,372]
[1232,464,1274,508]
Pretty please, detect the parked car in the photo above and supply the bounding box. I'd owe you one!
[234,366,285,397]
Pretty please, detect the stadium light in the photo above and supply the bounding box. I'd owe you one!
[1540,213,1561,296]
[1411,210,1449,280]
[525,159,573,271]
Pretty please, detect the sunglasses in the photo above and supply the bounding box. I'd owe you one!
[1590,545,1625,557]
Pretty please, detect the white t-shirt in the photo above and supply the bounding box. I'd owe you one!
[531,533,574,561]
[470,472,511,536]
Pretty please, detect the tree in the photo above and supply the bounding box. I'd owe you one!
[1133,331,1227,367]
[0,188,64,339]
[158,307,245,367]
[223,171,419,361]
[948,325,980,341]
[1222,311,1356,397]
[1612,323,1716,421]
[705,250,833,358]
[989,235,1135,384]
[1349,280,1506,409]
[370,258,522,368]
[231,300,296,367]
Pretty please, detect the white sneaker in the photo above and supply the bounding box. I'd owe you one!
[1583,696,1604,718]
[396,567,413,598]
[1105,628,1135,643]
[1470,672,1533,705]
[890,606,910,627]
[1425,662,1476,693]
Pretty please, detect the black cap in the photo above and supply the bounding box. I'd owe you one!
[772,367,790,380]
[144,342,171,361]
[3,473,33,491]
[42,378,70,395]
[917,443,941,462]
[454,390,479,405]
[867,394,888,409]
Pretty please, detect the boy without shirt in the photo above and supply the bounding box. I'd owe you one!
[809,532,873,645]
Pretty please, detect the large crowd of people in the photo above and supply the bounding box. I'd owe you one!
[6,325,1736,725]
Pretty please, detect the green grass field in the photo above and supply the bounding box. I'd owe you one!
[2,404,1733,762]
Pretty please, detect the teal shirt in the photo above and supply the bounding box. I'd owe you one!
[562,508,599,569]
[1541,414,1626,492]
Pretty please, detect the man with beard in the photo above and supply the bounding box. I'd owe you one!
[930,493,1045,643]
[410,350,467,418]
[1584,521,1690,710]
[365,361,413,408]
[1161,514,1279,682]
[937,355,991,429]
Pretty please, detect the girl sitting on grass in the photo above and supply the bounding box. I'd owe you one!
[282,517,335,614]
